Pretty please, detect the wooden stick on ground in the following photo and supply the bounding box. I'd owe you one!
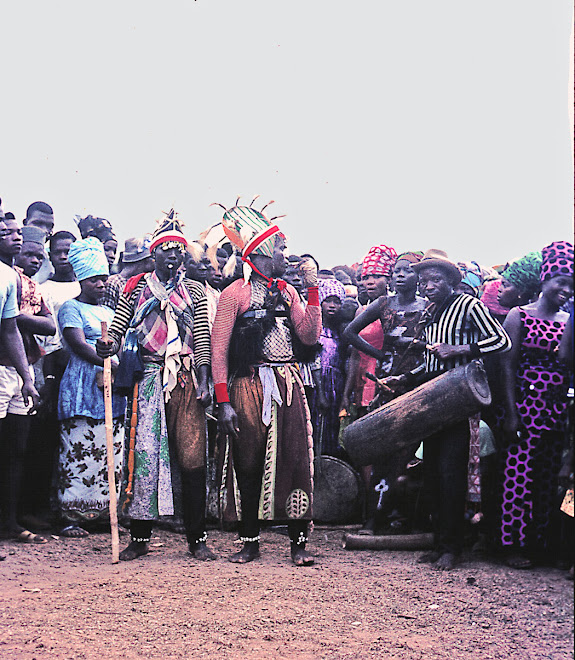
[101,321,120,564]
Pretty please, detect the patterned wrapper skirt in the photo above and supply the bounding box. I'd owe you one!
[123,363,206,521]
[58,416,124,523]
[219,363,314,523]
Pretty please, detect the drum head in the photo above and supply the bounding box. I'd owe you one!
[466,361,492,405]
[313,455,363,524]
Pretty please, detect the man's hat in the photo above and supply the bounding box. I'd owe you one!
[122,235,152,263]
[149,209,188,252]
[411,249,462,284]
[21,225,47,245]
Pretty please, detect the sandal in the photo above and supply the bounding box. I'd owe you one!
[60,525,90,538]
[17,530,48,545]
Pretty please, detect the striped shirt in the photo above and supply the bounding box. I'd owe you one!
[108,276,211,368]
[414,293,511,376]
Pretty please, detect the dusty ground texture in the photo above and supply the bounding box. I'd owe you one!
[0,526,573,660]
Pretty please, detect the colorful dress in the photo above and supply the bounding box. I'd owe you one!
[57,300,126,524]
[311,325,347,456]
[501,309,569,550]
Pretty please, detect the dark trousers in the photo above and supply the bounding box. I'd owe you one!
[424,419,470,556]
[131,467,207,546]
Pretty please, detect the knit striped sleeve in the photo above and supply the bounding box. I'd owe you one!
[469,298,511,355]
[107,282,142,355]
[184,279,211,369]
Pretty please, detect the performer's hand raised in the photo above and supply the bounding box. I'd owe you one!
[219,402,240,438]
[299,258,318,288]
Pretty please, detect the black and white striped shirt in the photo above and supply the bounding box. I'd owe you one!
[414,293,511,376]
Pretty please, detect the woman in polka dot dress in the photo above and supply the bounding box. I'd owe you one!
[500,241,573,568]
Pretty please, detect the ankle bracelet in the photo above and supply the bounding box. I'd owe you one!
[192,532,208,544]
[291,532,308,546]
[240,535,260,543]
[131,537,150,543]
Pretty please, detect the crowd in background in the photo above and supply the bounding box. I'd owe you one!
[0,196,572,575]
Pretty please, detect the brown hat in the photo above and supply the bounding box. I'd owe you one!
[411,249,462,284]
[122,235,152,263]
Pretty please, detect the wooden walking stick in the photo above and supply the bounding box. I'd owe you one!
[101,321,120,564]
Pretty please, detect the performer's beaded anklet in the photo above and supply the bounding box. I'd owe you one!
[290,532,308,547]
[189,533,216,561]
[240,535,261,543]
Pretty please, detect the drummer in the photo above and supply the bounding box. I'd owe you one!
[382,250,511,570]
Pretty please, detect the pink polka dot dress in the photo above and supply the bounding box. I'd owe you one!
[500,308,569,550]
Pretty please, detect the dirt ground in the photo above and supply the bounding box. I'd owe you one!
[0,525,573,660]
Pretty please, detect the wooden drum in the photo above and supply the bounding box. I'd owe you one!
[342,360,491,467]
[313,456,364,524]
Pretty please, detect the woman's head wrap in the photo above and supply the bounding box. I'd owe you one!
[480,279,511,317]
[361,244,397,277]
[501,251,542,295]
[458,261,484,294]
[67,237,109,282]
[75,214,114,241]
[149,209,188,253]
[540,241,574,282]
[319,278,346,304]
[395,251,423,265]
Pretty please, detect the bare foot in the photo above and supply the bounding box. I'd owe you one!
[119,541,149,561]
[291,546,314,566]
[228,541,260,564]
[190,541,216,561]
[433,552,457,571]
[417,550,442,564]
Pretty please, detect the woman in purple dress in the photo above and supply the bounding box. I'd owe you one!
[311,279,348,458]
[501,241,573,568]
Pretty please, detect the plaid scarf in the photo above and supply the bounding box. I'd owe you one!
[134,271,195,401]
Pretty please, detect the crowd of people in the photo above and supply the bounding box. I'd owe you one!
[0,195,572,574]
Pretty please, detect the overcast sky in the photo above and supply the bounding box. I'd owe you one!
[1,1,573,269]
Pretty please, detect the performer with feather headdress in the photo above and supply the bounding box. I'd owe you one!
[211,197,321,566]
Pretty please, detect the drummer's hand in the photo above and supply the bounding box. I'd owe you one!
[219,402,240,438]
[379,375,405,390]
[426,343,468,360]
[96,337,114,358]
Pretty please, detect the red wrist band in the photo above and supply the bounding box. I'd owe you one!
[307,286,319,306]
[214,382,230,403]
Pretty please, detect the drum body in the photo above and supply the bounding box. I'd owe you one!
[342,360,491,467]
[313,455,364,524]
